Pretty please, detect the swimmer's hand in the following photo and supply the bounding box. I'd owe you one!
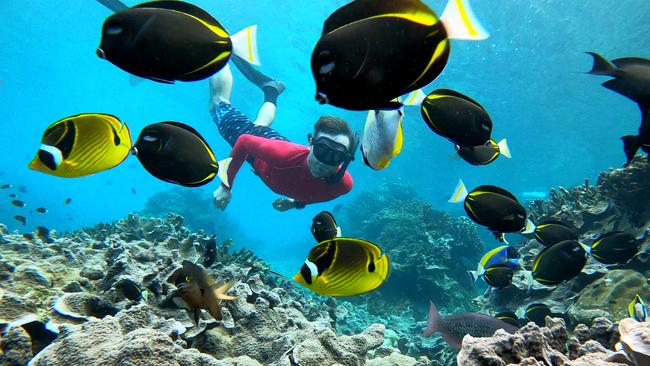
[273,198,299,212]
[213,185,232,211]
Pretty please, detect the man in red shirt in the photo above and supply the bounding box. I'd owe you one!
[210,56,357,211]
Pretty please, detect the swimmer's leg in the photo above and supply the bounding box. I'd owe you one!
[231,55,285,127]
[209,64,234,111]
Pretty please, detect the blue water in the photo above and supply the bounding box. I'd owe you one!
[1,0,649,272]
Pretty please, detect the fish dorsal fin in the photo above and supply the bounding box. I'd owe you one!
[540,219,572,228]
[473,185,518,201]
[432,89,484,110]
[612,57,650,69]
[323,0,436,35]
[134,1,223,29]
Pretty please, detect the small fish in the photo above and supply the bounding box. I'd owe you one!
[14,215,27,225]
[361,109,405,170]
[35,226,50,238]
[494,311,520,328]
[35,207,48,214]
[421,89,493,146]
[586,52,650,164]
[285,347,302,366]
[133,122,231,187]
[294,238,389,296]
[528,240,587,286]
[533,220,579,247]
[22,233,34,240]
[581,231,640,265]
[517,303,551,327]
[11,200,26,208]
[482,265,515,289]
[18,186,27,193]
[628,294,647,322]
[131,188,136,194]
[312,0,489,110]
[203,235,217,268]
[449,180,535,242]
[170,260,237,324]
[311,211,342,243]
[423,301,517,349]
[29,113,132,178]
[64,198,72,205]
[1,184,12,189]
[97,1,259,83]
[467,246,519,286]
[114,278,145,302]
[9,193,16,198]
[456,139,511,166]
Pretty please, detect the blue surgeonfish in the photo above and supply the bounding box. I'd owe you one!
[467,245,520,285]
[312,0,489,110]
[628,294,647,322]
[449,179,536,243]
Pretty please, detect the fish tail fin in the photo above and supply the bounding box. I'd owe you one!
[521,219,536,234]
[403,89,427,106]
[423,301,442,337]
[621,135,641,165]
[586,52,617,75]
[515,307,525,320]
[440,0,489,40]
[497,139,511,158]
[579,241,592,255]
[523,271,534,292]
[217,158,232,188]
[214,280,238,301]
[336,226,342,237]
[466,270,478,286]
[231,25,261,66]
[448,179,468,203]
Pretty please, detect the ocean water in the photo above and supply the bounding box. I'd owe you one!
[1,0,649,274]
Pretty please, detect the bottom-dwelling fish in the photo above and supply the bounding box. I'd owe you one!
[422,301,518,349]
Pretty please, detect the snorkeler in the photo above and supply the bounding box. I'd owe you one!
[209,56,357,211]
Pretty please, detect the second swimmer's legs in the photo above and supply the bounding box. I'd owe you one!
[231,55,285,127]
[209,64,234,111]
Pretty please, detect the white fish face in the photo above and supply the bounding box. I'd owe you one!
[361,110,403,169]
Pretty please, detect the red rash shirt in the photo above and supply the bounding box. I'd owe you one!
[224,134,353,203]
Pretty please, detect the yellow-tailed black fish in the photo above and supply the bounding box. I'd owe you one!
[456,139,511,166]
[516,303,551,327]
[35,226,50,238]
[421,89,493,146]
[133,122,231,187]
[581,231,639,265]
[311,0,488,110]
[1,184,11,189]
[203,235,217,268]
[628,294,647,322]
[586,52,650,164]
[169,260,236,324]
[449,180,535,242]
[97,1,260,84]
[311,211,342,243]
[11,200,25,208]
[35,207,48,214]
[494,311,520,328]
[14,215,27,226]
[29,113,132,178]
[533,220,579,247]
[482,265,514,289]
[530,240,587,286]
[23,233,34,241]
[294,238,389,296]
[64,198,72,205]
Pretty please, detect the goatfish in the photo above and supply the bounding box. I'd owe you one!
[525,240,587,286]
[294,238,389,296]
[311,211,342,243]
[467,245,519,286]
[360,90,424,170]
[169,260,236,324]
[580,231,640,265]
[97,0,260,84]
[533,220,578,247]
[449,179,535,243]
[311,0,488,110]
[628,294,647,322]
[421,89,493,146]
[456,139,511,166]
[133,122,231,187]
[586,52,650,164]
[29,113,131,178]
[423,301,517,349]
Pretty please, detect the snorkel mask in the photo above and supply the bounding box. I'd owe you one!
[308,132,360,184]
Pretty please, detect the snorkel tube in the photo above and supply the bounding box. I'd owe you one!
[325,132,360,184]
[97,0,128,12]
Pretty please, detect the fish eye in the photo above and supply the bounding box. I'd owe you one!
[185,276,191,283]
